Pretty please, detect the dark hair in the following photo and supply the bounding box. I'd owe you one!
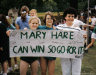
[0,14,10,27]
[21,13,26,22]
[20,5,29,14]
[43,11,55,24]
[20,5,29,22]
[63,7,77,19]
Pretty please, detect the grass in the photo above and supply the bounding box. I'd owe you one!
[81,42,96,75]
[5,42,96,75]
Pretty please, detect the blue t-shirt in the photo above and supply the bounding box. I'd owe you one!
[38,25,53,30]
[16,16,30,29]
[37,25,56,60]
[7,24,16,30]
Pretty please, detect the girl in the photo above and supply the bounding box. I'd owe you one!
[56,7,82,75]
[0,14,10,75]
[20,17,39,75]
[29,9,41,25]
[38,11,56,75]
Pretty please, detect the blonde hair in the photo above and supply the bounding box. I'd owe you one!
[30,9,37,13]
[29,16,39,24]
[29,9,37,16]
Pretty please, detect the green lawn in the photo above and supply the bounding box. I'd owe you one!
[81,42,96,75]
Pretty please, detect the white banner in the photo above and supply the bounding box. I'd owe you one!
[9,30,84,58]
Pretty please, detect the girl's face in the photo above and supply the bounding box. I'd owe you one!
[65,14,75,23]
[46,15,53,28]
[30,11,37,17]
[29,19,39,30]
[21,13,26,21]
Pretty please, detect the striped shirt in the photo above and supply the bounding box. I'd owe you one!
[56,24,81,31]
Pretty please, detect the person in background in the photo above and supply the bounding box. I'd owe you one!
[20,5,29,16]
[15,5,39,75]
[0,14,10,75]
[91,14,96,26]
[38,11,56,75]
[15,5,30,29]
[15,5,29,75]
[6,19,18,72]
[79,15,85,23]
[6,12,19,72]
[6,13,15,26]
[87,15,92,25]
[29,9,41,25]
[84,25,96,53]
[56,7,82,75]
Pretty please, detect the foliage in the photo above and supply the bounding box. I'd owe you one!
[42,0,57,12]
[53,0,70,11]
[78,0,96,11]
[0,0,96,15]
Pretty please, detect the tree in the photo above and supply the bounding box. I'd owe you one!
[36,0,44,12]
[54,0,70,11]
[43,0,57,12]
[0,0,18,14]
[69,0,78,10]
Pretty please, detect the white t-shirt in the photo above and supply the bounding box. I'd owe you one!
[91,17,96,25]
[56,23,81,31]
[73,19,85,27]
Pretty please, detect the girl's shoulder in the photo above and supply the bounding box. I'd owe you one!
[16,17,21,22]
[56,24,66,29]
[38,25,46,29]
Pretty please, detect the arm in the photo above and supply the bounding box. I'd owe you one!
[6,30,11,36]
[83,24,94,29]
[15,17,20,29]
[15,24,20,29]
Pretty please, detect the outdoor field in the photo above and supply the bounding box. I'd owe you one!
[0,12,96,75]
[1,42,95,75]
[0,0,96,75]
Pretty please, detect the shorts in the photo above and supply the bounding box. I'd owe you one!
[91,33,96,39]
[0,47,9,63]
[44,57,56,60]
[20,57,39,64]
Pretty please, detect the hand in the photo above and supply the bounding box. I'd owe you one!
[6,30,11,36]
[0,47,3,51]
[53,25,56,29]
[24,27,28,30]
[83,35,87,38]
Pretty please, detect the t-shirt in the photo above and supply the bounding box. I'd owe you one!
[38,25,53,30]
[93,26,96,34]
[88,17,92,23]
[73,19,85,27]
[7,24,16,30]
[91,18,96,25]
[15,16,30,29]
[38,25,56,60]
[6,16,13,25]
[56,23,81,31]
